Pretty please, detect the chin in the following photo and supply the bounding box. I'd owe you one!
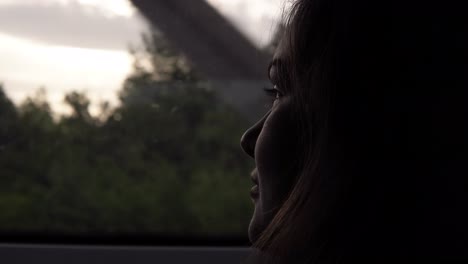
[248,219,260,243]
[248,206,265,243]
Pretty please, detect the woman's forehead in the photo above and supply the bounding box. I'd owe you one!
[273,37,288,61]
[269,39,287,80]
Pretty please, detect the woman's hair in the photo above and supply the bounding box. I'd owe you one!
[251,0,468,262]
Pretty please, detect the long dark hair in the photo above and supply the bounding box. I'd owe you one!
[250,0,468,262]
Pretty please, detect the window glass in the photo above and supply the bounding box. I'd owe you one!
[0,0,281,241]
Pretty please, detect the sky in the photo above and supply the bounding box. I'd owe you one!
[0,0,284,115]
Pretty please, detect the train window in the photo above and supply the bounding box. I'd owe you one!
[0,0,282,244]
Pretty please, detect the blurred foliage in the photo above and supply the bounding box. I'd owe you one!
[0,31,253,236]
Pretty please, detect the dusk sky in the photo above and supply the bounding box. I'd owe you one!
[0,0,283,115]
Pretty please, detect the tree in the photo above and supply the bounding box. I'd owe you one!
[0,28,254,237]
[112,29,253,235]
[0,84,18,149]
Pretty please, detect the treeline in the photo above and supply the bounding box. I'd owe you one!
[0,32,254,237]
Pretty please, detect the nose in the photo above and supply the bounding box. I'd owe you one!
[240,112,268,158]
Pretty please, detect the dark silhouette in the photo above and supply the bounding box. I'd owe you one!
[241,0,468,262]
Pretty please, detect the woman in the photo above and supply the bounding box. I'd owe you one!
[241,0,468,262]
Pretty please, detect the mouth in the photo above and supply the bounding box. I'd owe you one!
[250,169,259,200]
[250,168,259,185]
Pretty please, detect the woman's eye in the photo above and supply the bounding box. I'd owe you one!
[263,85,282,108]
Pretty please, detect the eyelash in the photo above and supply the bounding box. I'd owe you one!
[263,85,281,107]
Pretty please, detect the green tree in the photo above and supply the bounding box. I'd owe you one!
[113,30,253,235]
[0,29,253,237]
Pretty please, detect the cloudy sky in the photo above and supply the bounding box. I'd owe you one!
[0,0,283,115]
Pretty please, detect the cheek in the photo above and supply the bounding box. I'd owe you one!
[256,120,292,172]
[254,100,299,209]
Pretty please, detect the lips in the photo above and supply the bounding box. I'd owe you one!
[250,185,259,198]
[250,169,259,199]
[250,168,259,185]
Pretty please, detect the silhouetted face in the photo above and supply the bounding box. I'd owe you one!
[241,40,299,243]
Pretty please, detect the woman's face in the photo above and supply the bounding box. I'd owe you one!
[241,41,300,243]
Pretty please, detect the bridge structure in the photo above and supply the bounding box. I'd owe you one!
[130,0,272,121]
